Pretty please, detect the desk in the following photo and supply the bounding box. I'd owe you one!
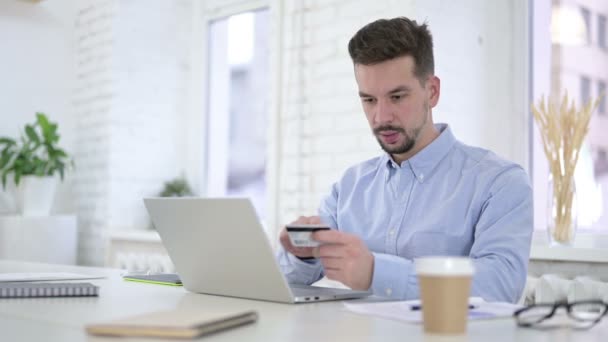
[0,261,606,342]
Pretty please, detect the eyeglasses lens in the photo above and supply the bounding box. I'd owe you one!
[517,305,554,325]
[570,302,607,321]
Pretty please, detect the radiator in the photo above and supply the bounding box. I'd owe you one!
[113,251,175,274]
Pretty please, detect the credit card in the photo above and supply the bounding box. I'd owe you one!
[286,224,330,247]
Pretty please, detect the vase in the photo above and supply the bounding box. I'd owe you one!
[547,174,577,246]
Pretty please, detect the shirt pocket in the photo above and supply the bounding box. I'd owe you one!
[405,231,471,259]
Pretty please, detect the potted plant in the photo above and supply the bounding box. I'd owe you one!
[158,177,194,197]
[0,112,72,216]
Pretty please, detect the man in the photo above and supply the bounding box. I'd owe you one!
[277,17,533,303]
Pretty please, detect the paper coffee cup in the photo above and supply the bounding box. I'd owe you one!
[415,257,475,334]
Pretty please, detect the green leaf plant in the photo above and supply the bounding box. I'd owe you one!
[159,177,194,197]
[0,113,73,189]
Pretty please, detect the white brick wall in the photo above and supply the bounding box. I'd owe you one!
[280,0,412,224]
[74,0,191,265]
[73,0,116,265]
[0,0,77,215]
[0,0,530,265]
[275,0,528,233]
[68,0,528,263]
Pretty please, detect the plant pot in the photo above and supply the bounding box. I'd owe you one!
[13,176,58,216]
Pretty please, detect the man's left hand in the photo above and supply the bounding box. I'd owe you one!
[312,230,374,291]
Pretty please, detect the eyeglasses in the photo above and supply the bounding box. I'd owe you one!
[514,300,608,329]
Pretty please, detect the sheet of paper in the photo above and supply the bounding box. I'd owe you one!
[0,272,106,282]
[343,297,521,324]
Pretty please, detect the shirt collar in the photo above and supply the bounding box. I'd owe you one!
[379,123,456,183]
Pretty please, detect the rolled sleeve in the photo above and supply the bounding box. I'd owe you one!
[277,247,324,285]
[371,252,419,299]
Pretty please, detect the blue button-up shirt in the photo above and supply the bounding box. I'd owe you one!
[277,123,533,303]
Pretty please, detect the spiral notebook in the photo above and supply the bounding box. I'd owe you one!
[0,282,99,298]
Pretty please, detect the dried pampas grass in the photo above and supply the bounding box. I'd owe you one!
[532,92,601,243]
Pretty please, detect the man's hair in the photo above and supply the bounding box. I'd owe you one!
[348,17,435,82]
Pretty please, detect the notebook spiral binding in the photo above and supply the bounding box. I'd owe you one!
[0,282,99,298]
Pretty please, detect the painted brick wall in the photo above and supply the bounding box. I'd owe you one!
[0,0,77,215]
[71,0,527,263]
[277,0,402,227]
[74,0,191,265]
[73,0,116,265]
[275,0,527,231]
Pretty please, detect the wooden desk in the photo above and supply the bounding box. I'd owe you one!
[0,260,607,341]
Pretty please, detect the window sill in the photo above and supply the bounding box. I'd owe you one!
[107,229,161,243]
[530,231,608,263]
[104,230,608,263]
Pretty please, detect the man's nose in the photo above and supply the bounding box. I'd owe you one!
[375,100,394,124]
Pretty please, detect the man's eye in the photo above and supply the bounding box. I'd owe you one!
[362,98,375,103]
[391,94,403,101]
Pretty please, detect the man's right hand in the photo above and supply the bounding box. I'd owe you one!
[279,215,321,259]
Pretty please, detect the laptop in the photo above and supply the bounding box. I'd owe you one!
[144,198,371,304]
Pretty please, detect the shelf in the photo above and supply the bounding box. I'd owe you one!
[107,229,161,243]
[530,231,608,263]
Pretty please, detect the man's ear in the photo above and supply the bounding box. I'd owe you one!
[428,76,440,108]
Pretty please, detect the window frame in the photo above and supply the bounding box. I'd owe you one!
[186,0,282,246]
[531,1,608,236]
[598,14,607,50]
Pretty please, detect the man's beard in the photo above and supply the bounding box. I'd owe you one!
[374,125,419,155]
[373,102,429,155]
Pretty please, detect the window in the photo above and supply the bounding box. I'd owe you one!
[599,14,607,49]
[205,9,270,221]
[581,6,592,44]
[532,2,607,233]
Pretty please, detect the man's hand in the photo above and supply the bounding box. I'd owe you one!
[312,230,374,291]
[279,216,321,259]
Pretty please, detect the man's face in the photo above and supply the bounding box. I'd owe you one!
[354,56,440,158]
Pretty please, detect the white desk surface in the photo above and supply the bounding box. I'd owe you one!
[0,260,607,342]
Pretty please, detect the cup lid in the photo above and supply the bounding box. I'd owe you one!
[414,256,475,276]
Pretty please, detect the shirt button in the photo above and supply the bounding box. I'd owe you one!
[385,288,392,296]
[389,229,395,236]
[419,174,424,180]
